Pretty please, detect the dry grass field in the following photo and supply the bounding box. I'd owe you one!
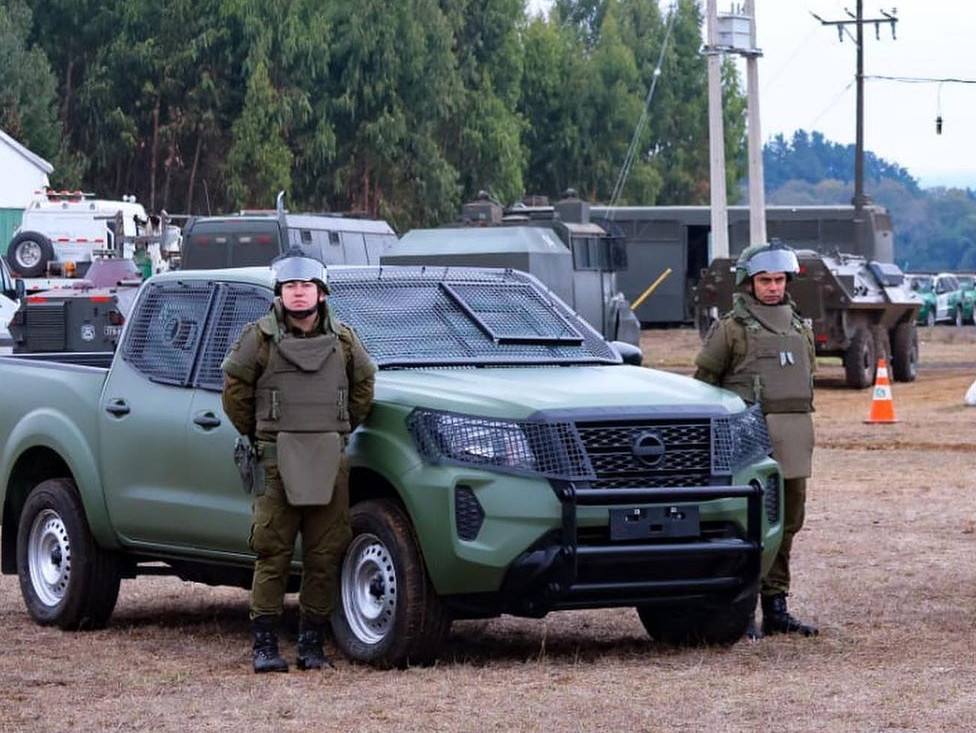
[1,326,974,733]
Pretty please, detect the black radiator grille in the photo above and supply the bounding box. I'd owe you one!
[575,419,713,489]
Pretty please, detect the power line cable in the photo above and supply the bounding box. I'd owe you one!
[608,2,678,209]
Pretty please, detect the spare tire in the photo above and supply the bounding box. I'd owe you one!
[7,231,54,277]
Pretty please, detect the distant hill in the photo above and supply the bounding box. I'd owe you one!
[761,130,976,271]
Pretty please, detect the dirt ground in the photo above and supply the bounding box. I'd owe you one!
[1,326,974,733]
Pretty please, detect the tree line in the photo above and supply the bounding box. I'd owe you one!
[0,0,747,231]
[763,131,976,272]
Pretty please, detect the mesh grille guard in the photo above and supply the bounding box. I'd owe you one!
[326,266,619,368]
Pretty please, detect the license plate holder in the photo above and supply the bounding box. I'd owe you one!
[609,505,700,541]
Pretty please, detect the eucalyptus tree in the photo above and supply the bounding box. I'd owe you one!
[222,0,335,210]
[320,0,463,228]
[519,15,587,198]
[0,1,60,160]
[442,0,527,207]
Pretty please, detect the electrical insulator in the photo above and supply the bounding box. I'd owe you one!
[936,115,943,135]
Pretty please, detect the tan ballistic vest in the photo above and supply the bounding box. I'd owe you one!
[721,302,814,414]
[255,327,351,435]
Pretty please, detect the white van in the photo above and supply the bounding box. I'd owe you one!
[6,190,158,277]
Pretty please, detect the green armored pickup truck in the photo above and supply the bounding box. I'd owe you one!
[0,265,783,666]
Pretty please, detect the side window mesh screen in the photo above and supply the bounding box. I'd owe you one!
[121,281,215,385]
[196,285,272,391]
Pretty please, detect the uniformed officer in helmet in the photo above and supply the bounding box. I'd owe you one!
[693,239,819,638]
[221,248,376,672]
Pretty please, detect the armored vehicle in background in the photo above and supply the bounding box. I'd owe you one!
[179,191,397,270]
[690,250,922,389]
[385,191,641,347]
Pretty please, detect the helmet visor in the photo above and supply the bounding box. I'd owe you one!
[745,249,799,277]
[271,256,328,290]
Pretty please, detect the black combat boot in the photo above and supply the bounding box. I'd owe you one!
[296,615,333,671]
[252,616,289,673]
[761,594,819,637]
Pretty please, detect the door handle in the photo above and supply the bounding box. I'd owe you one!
[104,400,130,416]
[193,412,222,429]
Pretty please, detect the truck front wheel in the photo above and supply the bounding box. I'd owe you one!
[7,232,54,278]
[332,499,451,668]
[637,590,756,646]
[16,478,121,629]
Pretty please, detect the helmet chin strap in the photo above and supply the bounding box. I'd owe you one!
[283,304,319,319]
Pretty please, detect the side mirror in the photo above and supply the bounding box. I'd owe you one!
[15,278,25,301]
[611,340,643,366]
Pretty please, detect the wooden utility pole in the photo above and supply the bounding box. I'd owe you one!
[812,3,898,218]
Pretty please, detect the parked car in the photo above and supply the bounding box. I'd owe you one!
[907,273,968,326]
[955,274,976,324]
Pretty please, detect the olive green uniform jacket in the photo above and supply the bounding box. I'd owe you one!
[693,292,815,479]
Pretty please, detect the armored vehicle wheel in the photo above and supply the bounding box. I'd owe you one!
[890,322,918,383]
[7,231,54,278]
[637,590,756,646]
[16,478,121,629]
[925,309,936,327]
[333,499,451,668]
[843,327,876,389]
[954,306,964,328]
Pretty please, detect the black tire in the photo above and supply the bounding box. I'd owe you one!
[332,499,451,668]
[890,322,919,383]
[16,478,121,629]
[925,308,936,327]
[954,306,964,328]
[843,327,876,389]
[7,231,54,277]
[637,590,756,646]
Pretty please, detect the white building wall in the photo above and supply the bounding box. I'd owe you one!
[0,129,53,208]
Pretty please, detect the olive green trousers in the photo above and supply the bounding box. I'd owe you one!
[761,477,807,597]
[249,457,352,620]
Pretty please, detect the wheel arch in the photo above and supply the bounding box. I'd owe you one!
[1,416,116,574]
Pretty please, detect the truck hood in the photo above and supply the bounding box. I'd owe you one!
[376,365,744,419]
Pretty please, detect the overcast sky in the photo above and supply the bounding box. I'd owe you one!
[528,1,976,189]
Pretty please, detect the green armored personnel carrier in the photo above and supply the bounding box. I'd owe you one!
[690,250,922,389]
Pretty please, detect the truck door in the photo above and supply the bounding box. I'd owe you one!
[99,280,270,555]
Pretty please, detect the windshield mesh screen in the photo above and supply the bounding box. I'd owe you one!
[326,267,618,367]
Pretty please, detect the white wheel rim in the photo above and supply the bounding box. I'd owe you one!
[17,241,42,269]
[27,509,71,607]
[341,533,397,645]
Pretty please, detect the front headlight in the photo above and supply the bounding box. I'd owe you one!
[406,409,593,480]
[435,414,534,468]
[711,404,773,475]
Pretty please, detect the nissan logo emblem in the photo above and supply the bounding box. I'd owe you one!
[632,432,666,467]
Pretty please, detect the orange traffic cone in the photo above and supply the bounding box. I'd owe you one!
[864,357,897,423]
